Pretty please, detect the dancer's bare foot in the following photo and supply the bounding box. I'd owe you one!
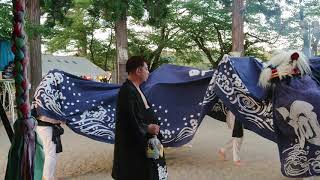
[234,160,242,166]
[218,149,226,161]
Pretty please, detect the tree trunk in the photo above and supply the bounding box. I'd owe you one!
[214,24,232,63]
[150,27,167,71]
[150,48,163,71]
[231,0,244,55]
[89,31,95,64]
[301,23,311,57]
[81,31,88,56]
[311,22,320,56]
[300,0,311,57]
[104,56,108,71]
[27,0,42,100]
[193,36,216,67]
[115,15,128,84]
[312,37,319,56]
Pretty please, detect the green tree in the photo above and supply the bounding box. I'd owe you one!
[246,0,320,56]
[44,3,116,71]
[0,0,12,40]
[45,7,91,56]
[91,0,173,82]
[41,0,74,28]
[128,0,231,69]
[170,0,233,67]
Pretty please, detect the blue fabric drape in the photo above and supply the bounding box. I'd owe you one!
[0,40,14,71]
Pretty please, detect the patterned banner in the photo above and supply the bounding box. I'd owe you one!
[201,55,320,178]
[32,56,320,177]
[201,55,277,142]
[273,76,320,178]
[32,64,214,147]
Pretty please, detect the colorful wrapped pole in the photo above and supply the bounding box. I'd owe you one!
[13,0,30,119]
[5,0,44,180]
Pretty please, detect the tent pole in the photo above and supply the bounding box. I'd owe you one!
[0,104,13,143]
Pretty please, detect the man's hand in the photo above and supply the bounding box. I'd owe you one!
[147,124,160,135]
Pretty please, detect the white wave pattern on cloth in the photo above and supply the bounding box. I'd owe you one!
[69,106,115,139]
[283,144,320,176]
[32,72,66,116]
[201,70,218,106]
[206,55,274,132]
[154,103,199,144]
[277,100,320,149]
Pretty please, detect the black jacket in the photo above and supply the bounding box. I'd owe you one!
[112,80,165,180]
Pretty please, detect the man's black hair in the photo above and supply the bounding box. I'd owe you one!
[126,56,147,73]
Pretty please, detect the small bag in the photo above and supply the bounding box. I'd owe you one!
[146,136,164,159]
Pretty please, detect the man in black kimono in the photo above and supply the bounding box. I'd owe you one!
[112,56,168,180]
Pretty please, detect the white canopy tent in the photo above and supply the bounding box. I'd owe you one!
[42,55,110,81]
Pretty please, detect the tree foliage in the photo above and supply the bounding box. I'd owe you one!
[11,0,318,73]
[0,0,12,40]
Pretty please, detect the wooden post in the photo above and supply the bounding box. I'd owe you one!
[115,15,128,84]
[26,0,42,99]
[231,0,244,56]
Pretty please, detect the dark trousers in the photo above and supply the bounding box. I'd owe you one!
[232,119,243,138]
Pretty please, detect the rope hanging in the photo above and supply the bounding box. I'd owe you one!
[10,0,38,179]
[12,0,30,119]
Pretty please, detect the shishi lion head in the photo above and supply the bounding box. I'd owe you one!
[258,51,312,88]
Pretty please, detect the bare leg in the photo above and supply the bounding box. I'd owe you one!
[37,126,57,180]
[218,138,233,160]
[233,137,243,166]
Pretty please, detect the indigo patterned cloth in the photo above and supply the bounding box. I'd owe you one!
[32,56,320,177]
[201,55,320,178]
[201,55,276,142]
[273,76,320,178]
[31,64,213,147]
